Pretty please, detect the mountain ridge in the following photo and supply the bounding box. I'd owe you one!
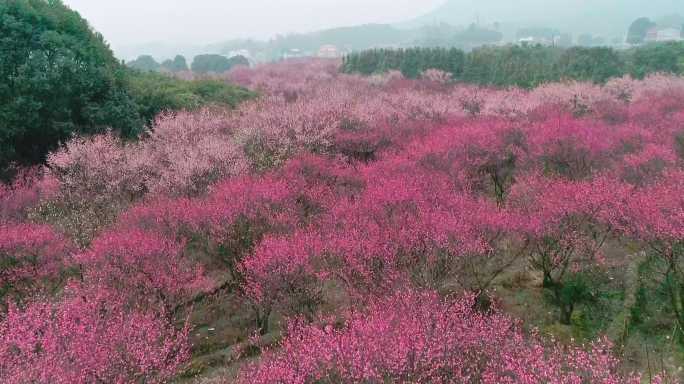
[400,0,684,38]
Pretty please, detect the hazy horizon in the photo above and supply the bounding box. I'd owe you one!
[62,0,444,54]
[61,0,684,61]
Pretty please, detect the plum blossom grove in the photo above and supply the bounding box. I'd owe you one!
[1,59,683,382]
[238,291,640,384]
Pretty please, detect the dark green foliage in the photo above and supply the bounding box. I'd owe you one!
[627,42,684,79]
[578,280,624,340]
[226,55,249,69]
[342,47,465,79]
[627,17,656,45]
[192,54,230,74]
[462,45,562,88]
[0,0,255,171]
[0,0,141,167]
[557,47,625,83]
[191,54,249,74]
[543,271,597,325]
[676,131,684,160]
[161,55,189,73]
[127,55,160,72]
[126,70,256,126]
[344,42,684,88]
[630,255,680,337]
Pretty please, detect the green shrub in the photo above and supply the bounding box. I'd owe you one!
[557,47,625,83]
[191,54,249,74]
[628,42,684,79]
[160,55,189,72]
[126,70,256,126]
[127,55,161,72]
[463,45,562,88]
[342,47,465,79]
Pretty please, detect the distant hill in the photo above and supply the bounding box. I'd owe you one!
[401,0,684,39]
[209,24,420,61]
[115,25,418,62]
[113,42,208,62]
[266,24,417,52]
[115,1,684,63]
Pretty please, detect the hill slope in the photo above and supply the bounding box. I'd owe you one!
[402,0,684,38]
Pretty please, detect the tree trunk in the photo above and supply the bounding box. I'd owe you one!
[559,301,574,325]
[254,304,271,335]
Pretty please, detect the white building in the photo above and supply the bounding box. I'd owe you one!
[645,27,683,43]
[317,45,341,58]
[517,36,557,46]
[282,48,307,59]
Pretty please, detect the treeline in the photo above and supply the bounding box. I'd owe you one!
[127,54,251,74]
[341,47,466,79]
[343,43,684,88]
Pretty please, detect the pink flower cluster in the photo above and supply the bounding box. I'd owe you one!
[46,60,684,205]
[76,229,211,310]
[0,223,71,303]
[239,290,640,384]
[47,112,247,200]
[0,168,58,221]
[0,284,189,384]
[0,225,200,383]
[240,165,516,307]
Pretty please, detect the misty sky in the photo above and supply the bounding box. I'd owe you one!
[62,0,444,48]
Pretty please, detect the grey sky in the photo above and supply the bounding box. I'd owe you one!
[62,0,444,48]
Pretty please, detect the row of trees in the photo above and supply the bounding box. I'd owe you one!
[127,54,250,74]
[127,54,188,72]
[341,47,466,79]
[0,0,254,172]
[342,43,684,87]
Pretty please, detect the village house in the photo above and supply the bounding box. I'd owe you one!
[317,44,341,58]
[644,27,683,43]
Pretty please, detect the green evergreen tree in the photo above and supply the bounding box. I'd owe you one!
[161,55,189,72]
[127,55,161,72]
[0,0,141,168]
[557,47,624,83]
